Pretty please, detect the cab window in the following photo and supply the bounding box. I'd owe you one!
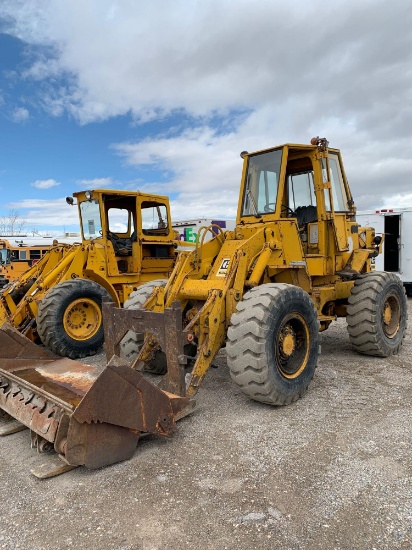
[80,199,102,239]
[242,149,282,216]
[108,208,134,236]
[287,171,316,210]
[141,202,169,235]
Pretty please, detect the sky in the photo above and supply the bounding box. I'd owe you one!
[0,0,411,235]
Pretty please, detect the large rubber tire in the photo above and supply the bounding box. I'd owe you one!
[37,279,112,359]
[347,272,408,357]
[121,279,168,374]
[227,283,319,406]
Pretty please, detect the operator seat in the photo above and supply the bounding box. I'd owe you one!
[294,205,317,228]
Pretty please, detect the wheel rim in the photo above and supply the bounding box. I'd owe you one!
[63,298,101,341]
[382,294,401,338]
[276,313,310,379]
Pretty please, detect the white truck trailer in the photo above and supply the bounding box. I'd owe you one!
[357,208,412,296]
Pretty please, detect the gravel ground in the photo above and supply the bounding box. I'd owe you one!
[0,300,411,550]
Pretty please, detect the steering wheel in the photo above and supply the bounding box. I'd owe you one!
[281,204,295,217]
[263,203,276,213]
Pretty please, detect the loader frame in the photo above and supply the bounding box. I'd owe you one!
[132,139,383,394]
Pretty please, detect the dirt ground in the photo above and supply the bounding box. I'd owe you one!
[0,301,411,550]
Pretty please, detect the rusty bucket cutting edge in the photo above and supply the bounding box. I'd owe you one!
[0,352,190,474]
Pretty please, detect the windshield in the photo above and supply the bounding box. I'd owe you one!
[242,149,283,216]
[80,199,102,239]
[0,249,10,265]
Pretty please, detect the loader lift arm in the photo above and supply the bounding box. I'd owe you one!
[128,227,277,396]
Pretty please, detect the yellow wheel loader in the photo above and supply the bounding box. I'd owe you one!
[0,189,177,358]
[0,138,407,477]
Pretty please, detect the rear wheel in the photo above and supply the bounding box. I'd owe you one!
[227,283,319,406]
[121,279,168,373]
[347,272,408,356]
[37,279,112,359]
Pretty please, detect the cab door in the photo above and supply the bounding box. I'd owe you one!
[322,152,350,253]
[285,159,326,275]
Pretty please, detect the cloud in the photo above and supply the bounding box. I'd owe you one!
[6,198,80,230]
[1,0,412,210]
[31,178,60,189]
[75,177,113,189]
[112,111,411,216]
[382,193,412,209]
[11,106,30,123]
[1,1,411,124]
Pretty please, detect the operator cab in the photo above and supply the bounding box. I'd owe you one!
[240,143,351,227]
[77,190,174,276]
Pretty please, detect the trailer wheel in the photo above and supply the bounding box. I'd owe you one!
[37,279,112,359]
[227,283,319,406]
[347,272,408,356]
[121,279,168,374]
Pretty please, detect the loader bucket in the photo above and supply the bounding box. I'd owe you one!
[0,318,190,477]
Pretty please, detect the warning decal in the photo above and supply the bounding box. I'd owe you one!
[216,258,230,277]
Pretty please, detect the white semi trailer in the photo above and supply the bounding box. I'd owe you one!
[357,208,412,296]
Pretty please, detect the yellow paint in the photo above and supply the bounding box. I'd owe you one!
[282,332,295,356]
[135,140,382,397]
[63,297,101,340]
[0,189,179,343]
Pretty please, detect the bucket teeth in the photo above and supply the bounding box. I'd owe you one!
[0,303,193,477]
[0,359,190,475]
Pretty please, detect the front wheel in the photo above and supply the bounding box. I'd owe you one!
[346,272,408,356]
[37,279,112,358]
[227,283,319,406]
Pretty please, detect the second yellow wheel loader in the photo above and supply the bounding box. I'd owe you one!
[0,189,177,358]
[0,137,407,477]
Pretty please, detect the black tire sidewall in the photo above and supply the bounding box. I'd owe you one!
[38,280,111,356]
[373,278,407,353]
[265,289,319,399]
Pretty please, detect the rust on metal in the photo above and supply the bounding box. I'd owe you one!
[0,301,193,476]
[0,367,73,442]
[103,300,188,396]
[0,322,53,360]
[26,359,98,397]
